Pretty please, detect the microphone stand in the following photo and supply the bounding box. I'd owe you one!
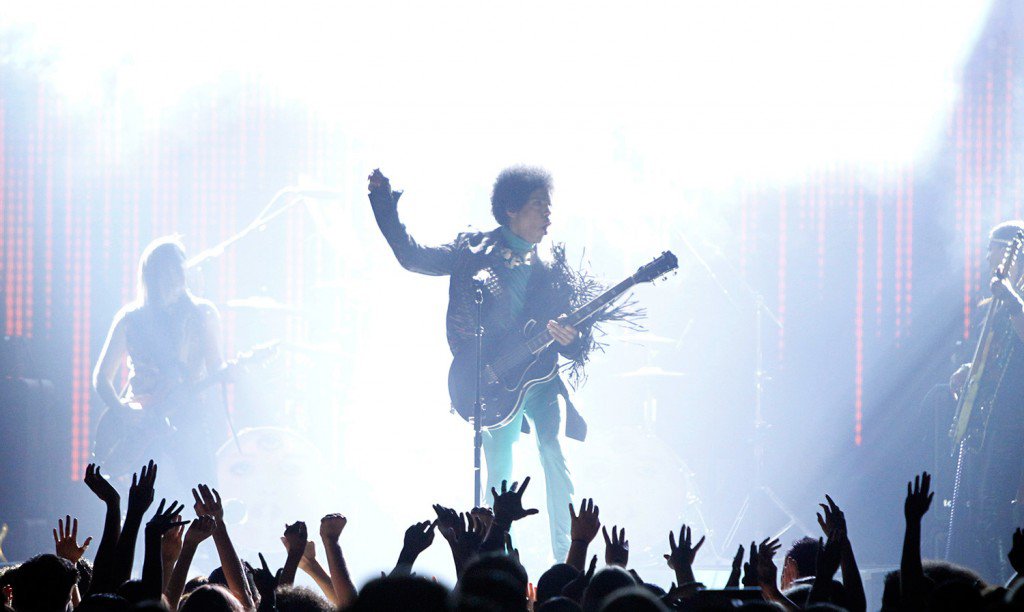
[473,278,485,507]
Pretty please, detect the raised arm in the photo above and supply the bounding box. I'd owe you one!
[108,461,158,589]
[392,520,437,576]
[900,472,934,609]
[279,521,307,586]
[165,516,216,610]
[286,540,338,606]
[193,484,254,610]
[141,499,187,602]
[817,495,866,612]
[367,169,458,276]
[82,464,121,595]
[320,513,357,608]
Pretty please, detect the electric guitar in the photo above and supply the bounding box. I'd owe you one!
[91,342,278,478]
[448,251,678,430]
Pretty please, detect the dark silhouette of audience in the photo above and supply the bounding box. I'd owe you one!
[1,461,1022,611]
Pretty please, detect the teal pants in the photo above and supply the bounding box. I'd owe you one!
[482,381,573,561]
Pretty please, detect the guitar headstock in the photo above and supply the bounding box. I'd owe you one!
[632,251,678,284]
[995,230,1024,280]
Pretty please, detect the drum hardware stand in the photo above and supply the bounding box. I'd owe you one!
[676,231,811,554]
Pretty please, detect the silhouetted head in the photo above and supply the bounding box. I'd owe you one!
[179,584,245,612]
[580,567,637,612]
[598,586,667,611]
[350,575,449,612]
[536,564,580,605]
[6,554,79,612]
[537,596,581,612]
[275,585,333,612]
[138,236,188,308]
[75,593,131,612]
[455,553,529,611]
[781,536,818,588]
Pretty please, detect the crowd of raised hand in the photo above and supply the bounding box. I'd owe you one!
[2,464,1023,611]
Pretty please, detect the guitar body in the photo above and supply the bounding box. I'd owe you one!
[91,342,278,478]
[448,319,559,430]
[92,405,175,478]
[447,251,678,431]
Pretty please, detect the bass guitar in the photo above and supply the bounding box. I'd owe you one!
[91,342,278,478]
[448,251,678,430]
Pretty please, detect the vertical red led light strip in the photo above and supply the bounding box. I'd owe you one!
[962,92,973,339]
[1,97,10,337]
[44,85,55,331]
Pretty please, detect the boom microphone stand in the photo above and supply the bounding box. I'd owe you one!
[473,275,486,507]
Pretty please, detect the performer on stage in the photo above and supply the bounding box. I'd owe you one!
[92,236,225,491]
[948,220,1024,581]
[368,166,591,560]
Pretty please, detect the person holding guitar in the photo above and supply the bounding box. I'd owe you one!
[92,236,225,494]
[368,166,589,560]
[946,220,1024,581]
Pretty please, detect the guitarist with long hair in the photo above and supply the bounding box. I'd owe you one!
[368,166,590,560]
[92,236,226,493]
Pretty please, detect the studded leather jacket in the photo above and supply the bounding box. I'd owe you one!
[368,187,589,440]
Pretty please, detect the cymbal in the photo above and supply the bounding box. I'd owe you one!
[224,297,303,314]
[617,366,687,378]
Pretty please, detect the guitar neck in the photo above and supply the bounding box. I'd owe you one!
[524,277,637,353]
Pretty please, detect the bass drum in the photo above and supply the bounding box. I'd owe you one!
[215,427,325,553]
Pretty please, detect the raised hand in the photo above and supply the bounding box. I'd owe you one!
[817,495,847,538]
[161,516,185,567]
[191,484,224,523]
[402,520,437,558]
[84,464,120,505]
[183,515,217,547]
[145,499,188,538]
[904,472,934,523]
[469,507,495,533]
[725,544,744,588]
[53,515,92,563]
[815,531,845,579]
[755,538,782,589]
[491,478,540,526]
[665,524,703,585]
[742,541,759,587]
[283,521,308,556]
[367,169,391,196]
[433,504,461,544]
[127,461,158,517]
[603,525,629,567]
[254,552,283,612]
[320,513,348,541]
[570,498,601,545]
[1010,528,1024,575]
